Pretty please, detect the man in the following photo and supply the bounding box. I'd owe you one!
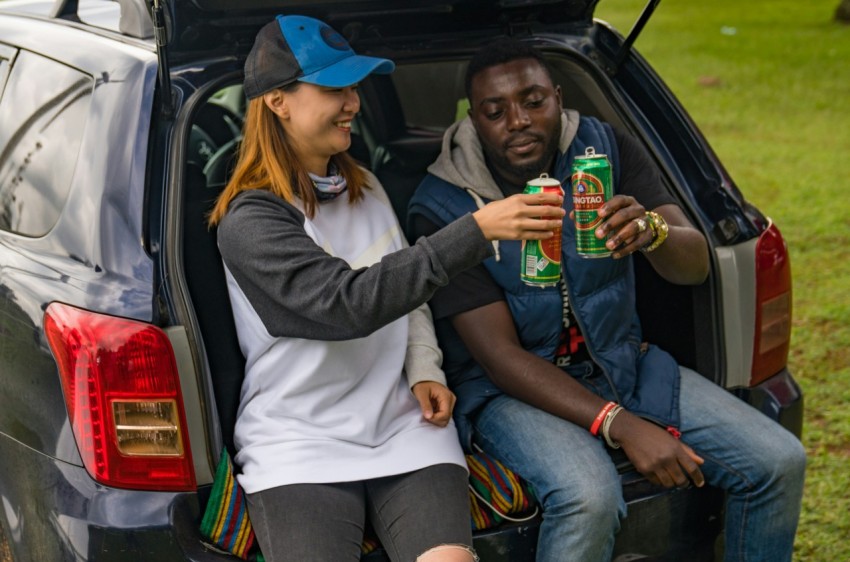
[407,39,806,562]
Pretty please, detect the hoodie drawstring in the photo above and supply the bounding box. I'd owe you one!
[464,188,501,261]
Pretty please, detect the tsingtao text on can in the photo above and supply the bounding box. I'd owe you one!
[571,146,613,258]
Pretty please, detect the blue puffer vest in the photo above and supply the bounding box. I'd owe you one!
[409,116,681,450]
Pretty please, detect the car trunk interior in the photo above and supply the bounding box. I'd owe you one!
[180,45,720,457]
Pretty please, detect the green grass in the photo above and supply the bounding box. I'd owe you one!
[594,1,850,559]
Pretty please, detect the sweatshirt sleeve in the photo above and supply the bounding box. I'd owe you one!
[404,302,447,389]
[394,213,447,389]
[217,190,493,341]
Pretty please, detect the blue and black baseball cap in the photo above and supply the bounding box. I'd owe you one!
[243,15,395,99]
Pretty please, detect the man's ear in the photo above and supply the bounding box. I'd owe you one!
[554,85,563,108]
[263,89,288,118]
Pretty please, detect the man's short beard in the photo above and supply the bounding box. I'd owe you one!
[483,117,562,184]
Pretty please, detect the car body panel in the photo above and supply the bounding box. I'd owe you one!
[717,238,758,388]
[0,12,157,464]
[0,431,232,561]
[0,1,802,560]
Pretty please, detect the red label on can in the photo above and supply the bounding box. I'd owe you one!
[540,233,561,264]
[521,175,564,286]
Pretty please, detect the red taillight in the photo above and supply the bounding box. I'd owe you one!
[751,222,792,386]
[44,303,196,491]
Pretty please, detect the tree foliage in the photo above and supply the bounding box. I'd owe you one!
[837,0,850,22]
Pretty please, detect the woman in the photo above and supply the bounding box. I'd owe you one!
[208,14,564,562]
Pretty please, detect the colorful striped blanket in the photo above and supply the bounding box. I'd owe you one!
[199,448,537,560]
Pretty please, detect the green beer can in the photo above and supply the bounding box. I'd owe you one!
[520,174,564,287]
[571,146,613,258]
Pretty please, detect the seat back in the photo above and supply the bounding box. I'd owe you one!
[356,75,444,236]
[182,162,245,454]
[373,134,442,234]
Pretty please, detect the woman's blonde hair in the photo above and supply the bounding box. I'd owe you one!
[208,86,368,226]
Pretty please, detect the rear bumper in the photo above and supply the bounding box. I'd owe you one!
[0,433,229,562]
[734,367,804,438]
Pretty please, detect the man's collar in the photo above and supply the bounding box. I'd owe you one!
[485,157,526,196]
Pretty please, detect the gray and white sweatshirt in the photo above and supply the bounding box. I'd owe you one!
[217,171,491,493]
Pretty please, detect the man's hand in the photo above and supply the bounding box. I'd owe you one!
[412,381,457,427]
[568,194,650,258]
[569,198,709,285]
[610,410,705,488]
[595,195,653,258]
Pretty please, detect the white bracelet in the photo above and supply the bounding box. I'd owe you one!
[601,405,624,449]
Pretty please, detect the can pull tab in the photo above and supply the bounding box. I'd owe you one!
[584,146,597,157]
[539,173,550,179]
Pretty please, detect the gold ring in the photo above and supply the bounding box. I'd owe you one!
[634,217,647,233]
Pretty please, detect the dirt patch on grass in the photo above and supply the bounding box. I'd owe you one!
[823,442,850,458]
[790,317,850,379]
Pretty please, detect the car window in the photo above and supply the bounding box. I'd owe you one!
[188,86,245,190]
[390,55,624,132]
[392,60,468,130]
[0,50,93,236]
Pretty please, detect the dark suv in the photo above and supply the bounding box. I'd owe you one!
[0,1,802,560]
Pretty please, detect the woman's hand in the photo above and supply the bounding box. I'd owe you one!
[472,192,566,241]
[412,381,457,427]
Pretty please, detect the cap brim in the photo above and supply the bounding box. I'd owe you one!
[299,55,395,87]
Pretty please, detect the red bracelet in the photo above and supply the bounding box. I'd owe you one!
[590,401,617,436]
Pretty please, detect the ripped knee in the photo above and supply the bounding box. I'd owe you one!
[415,543,479,562]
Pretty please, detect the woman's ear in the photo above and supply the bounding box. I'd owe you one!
[263,89,288,119]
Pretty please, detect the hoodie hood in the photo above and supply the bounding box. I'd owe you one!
[427,108,582,203]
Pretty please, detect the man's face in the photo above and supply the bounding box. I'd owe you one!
[468,58,563,188]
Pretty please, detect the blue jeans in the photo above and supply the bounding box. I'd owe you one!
[472,367,806,562]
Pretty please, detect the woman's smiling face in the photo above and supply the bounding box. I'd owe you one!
[269,82,361,175]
